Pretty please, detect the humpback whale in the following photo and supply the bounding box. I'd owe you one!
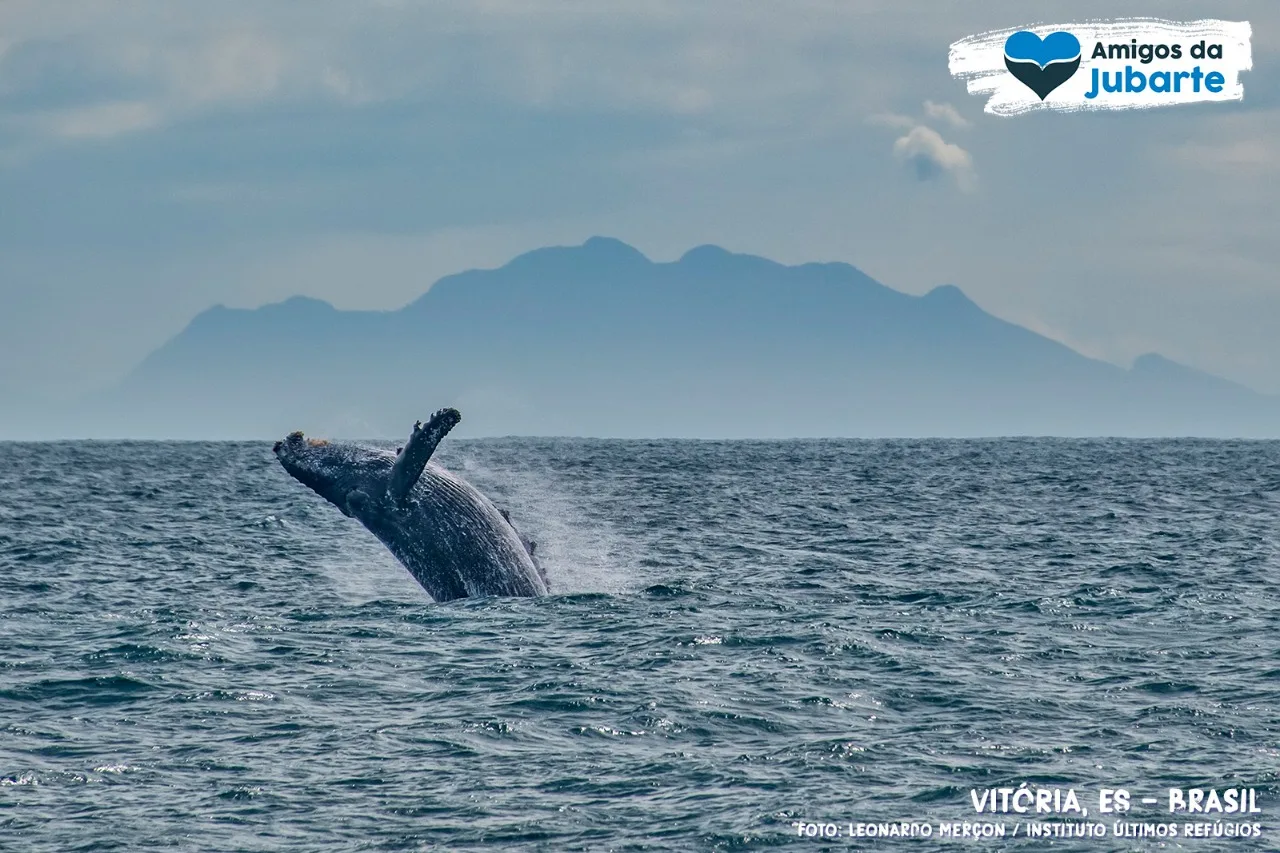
[273,408,548,601]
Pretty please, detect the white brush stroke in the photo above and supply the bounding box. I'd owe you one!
[950,18,1252,116]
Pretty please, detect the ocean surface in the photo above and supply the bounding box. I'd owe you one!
[2,438,1278,851]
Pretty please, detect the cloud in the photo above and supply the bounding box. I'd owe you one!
[871,101,974,189]
[161,31,285,104]
[867,112,917,130]
[923,99,970,129]
[0,1,955,148]
[2,0,1279,404]
[891,125,974,189]
[1165,138,1279,175]
[42,100,161,139]
[0,27,292,142]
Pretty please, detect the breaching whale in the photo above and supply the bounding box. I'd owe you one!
[273,408,548,601]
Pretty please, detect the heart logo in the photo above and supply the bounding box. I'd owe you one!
[1003,31,1082,100]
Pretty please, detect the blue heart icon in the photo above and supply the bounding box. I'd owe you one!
[1003,31,1082,99]
[1004,31,1082,68]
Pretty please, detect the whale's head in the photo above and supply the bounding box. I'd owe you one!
[273,431,391,516]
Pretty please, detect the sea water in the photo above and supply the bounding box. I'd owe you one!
[2,439,1278,850]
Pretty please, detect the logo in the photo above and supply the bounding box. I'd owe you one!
[1003,31,1081,100]
[949,19,1252,115]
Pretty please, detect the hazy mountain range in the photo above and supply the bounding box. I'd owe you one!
[7,236,1279,439]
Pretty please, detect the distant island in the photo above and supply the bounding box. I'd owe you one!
[8,237,1279,439]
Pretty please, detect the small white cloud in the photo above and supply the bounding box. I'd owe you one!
[923,99,970,129]
[44,101,161,139]
[164,31,285,104]
[866,112,917,130]
[321,66,378,105]
[892,125,974,189]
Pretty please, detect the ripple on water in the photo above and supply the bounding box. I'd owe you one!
[0,438,1277,850]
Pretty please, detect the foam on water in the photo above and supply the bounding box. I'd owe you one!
[451,440,638,596]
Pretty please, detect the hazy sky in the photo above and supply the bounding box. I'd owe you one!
[2,0,1277,400]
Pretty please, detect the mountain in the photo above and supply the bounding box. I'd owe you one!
[34,237,1280,438]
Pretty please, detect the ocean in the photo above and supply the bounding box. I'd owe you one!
[2,438,1278,851]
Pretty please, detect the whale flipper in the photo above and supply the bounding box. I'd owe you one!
[387,408,461,505]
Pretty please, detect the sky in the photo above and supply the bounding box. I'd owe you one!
[2,0,1278,402]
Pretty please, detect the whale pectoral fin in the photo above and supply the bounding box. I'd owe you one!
[527,539,536,556]
[499,508,511,523]
[387,408,461,505]
[345,489,371,518]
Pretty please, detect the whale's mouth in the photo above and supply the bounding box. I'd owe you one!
[273,431,319,467]
[273,431,345,506]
